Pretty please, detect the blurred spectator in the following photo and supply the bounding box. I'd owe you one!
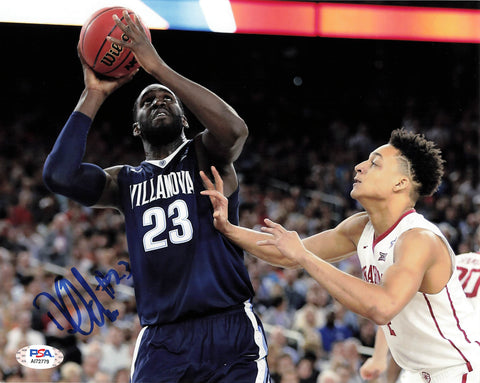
[98,326,131,376]
[293,284,331,332]
[6,310,45,351]
[316,369,341,383]
[262,293,295,329]
[282,268,307,310]
[80,353,101,383]
[113,368,130,383]
[318,310,352,354]
[297,355,320,383]
[93,371,112,383]
[59,361,82,382]
[38,212,73,267]
[280,368,301,383]
[293,305,323,360]
[268,326,300,365]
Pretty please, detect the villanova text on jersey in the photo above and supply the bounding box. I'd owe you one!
[129,170,194,208]
[117,140,254,326]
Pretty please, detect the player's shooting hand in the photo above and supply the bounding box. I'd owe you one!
[360,356,387,381]
[109,10,162,75]
[77,45,136,97]
[200,166,232,234]
[258,219,306,262]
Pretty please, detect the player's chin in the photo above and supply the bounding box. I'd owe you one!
[350,186,359,199]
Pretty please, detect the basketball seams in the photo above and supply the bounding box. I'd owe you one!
[92,12,132,70]
[79,7,146,78]
[80,7,116,63]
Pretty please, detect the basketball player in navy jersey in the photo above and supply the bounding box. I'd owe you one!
[43,11,270,383]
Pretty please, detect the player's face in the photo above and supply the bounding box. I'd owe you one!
[134,85,186,145]
[350,144,405,202]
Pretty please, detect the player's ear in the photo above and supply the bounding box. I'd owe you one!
[133,122,141,136]
[393,176,409,192]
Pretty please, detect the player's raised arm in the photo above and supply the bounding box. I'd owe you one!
[43,48,134,209]
[109,11,248,167]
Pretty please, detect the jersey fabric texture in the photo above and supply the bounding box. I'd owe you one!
[455,252,480,321]
[357,210,480,379]
[116,139,254,326]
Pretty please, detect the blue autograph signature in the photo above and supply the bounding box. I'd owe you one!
[33,261,132,335]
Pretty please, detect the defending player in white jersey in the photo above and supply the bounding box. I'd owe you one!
[201,129,480,382]
[456,251,480,318]
[361,250,480,382]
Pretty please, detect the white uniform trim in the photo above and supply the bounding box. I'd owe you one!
[130,326,147,382]
[243,300,270,383]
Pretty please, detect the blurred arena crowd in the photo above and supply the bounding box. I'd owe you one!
[0,30,479,383]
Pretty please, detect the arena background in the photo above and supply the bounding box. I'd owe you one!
[1,1,480,382]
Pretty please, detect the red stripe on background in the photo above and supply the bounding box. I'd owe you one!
[229,1,480,43]
[230,0,316,36]
[317,3,480,43]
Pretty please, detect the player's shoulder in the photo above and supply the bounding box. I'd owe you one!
[337,211,370,239]
[343,211,370,228]
[395,227,447,261]
[104,165,125,177]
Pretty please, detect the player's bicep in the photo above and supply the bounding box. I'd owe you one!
[302,212,367,262]
[380,230,437,313]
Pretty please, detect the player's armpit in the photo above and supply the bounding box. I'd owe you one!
[302,211,368,263]
[91,165,123,209]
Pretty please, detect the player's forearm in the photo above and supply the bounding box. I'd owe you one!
[43,112,106,206]
[296,250,395,324]
[372,327,389,362]
[224,223,300,268]
[74,88,109,119]
[150,62,248,152]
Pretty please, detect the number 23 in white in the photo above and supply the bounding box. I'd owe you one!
[142,200,193,251]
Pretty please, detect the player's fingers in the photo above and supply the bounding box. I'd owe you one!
[200,190,225,201]
[133,13,144,31]
[264,218,285,231]
[260,226,277,236]
[112,13,136,39]
[199,171,215,190]
[210,166,224,194]
[112,14,128,33]
[122,10,136,28]
[106,35,129,48]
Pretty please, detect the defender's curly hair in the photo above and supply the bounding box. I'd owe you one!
[389,129,444,197]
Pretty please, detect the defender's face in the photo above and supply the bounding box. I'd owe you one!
[350,144,404,202]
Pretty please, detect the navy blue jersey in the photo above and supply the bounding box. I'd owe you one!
[117,140,254,326]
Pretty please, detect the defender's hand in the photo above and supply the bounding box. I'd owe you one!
[200,166,232,234]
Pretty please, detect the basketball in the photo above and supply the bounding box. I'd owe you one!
[79,7,151,78]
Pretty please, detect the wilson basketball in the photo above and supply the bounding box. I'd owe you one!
[79,7,151,78]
